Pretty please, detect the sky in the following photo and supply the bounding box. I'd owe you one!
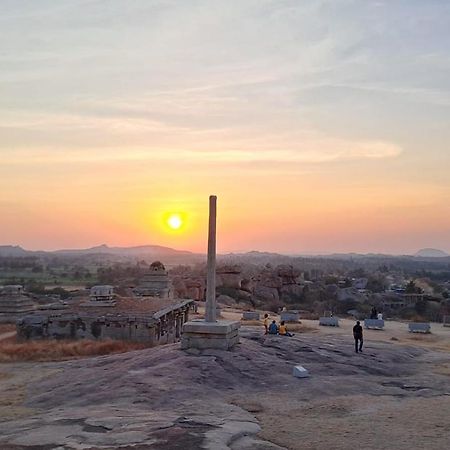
[1,0,449,254]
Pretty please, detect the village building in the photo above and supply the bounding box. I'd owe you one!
[133,261,171,299]
[0,285,36,323]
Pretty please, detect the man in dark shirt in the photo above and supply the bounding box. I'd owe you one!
[353,320,363,353]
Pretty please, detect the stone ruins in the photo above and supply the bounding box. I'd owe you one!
[133,261,171,298]
[82,285,116,307]
[0,285,35,323]
[17,299,193,344]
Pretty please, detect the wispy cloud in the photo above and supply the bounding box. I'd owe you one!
[1,116,402,166]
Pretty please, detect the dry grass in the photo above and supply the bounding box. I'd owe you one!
[0,324,16,334]
[0,338,149,363]
[285,323,318,333]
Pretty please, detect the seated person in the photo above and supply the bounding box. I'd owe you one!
[279,320,293,337]
[268,320,279,334]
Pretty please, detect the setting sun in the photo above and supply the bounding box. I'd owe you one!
[167,214,183,230]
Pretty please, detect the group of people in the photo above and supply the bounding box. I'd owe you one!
[262,312,366,354]
[370,306,383,320]
[263,313,294,337]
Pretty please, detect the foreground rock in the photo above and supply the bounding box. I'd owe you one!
[1,328,450,449]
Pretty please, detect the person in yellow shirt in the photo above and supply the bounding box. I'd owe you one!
[279,321,293,337]
[263,313,269,334]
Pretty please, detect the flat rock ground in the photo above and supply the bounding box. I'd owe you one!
[1,324,450,450]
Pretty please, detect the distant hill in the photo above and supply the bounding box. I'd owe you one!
[54,244,195,257]
[0,245,31,257]
[0,244,201,261]
[414,248,449,258]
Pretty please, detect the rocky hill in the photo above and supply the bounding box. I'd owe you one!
[1,327,450,449]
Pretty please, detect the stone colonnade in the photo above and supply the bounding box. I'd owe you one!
[16,300,193,345]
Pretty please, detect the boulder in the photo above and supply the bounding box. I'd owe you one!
[216,295,236,306]
[253,286,279,302]
[217,265,242,289]
[241,278,255,293]
[276,265,301,285]
[185,279,205,301]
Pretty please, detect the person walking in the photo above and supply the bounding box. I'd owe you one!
[353,320,363,353]
[263,313,269,335]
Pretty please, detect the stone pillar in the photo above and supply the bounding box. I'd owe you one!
[175,315,181,339]
[181,195,240,351]
[205,195,217,323]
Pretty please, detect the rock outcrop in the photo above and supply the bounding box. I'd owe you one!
[2,329,450,449]
[217,265,243,289]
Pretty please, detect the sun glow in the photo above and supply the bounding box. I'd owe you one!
[166,213,183,230]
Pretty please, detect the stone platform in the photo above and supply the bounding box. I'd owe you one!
[181,319,240,350]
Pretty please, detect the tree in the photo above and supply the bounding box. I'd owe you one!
[366,276,386,293]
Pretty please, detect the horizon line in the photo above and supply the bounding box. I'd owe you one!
[1,243,449,258]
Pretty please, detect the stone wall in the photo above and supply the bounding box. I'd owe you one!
[16,300,193,345]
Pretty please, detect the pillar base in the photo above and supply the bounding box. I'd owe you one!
[181,319,240,350]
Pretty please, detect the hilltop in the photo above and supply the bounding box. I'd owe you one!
[1,321,450,449]
[0,244,197,258]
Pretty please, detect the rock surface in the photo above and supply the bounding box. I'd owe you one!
[1,327,450,449]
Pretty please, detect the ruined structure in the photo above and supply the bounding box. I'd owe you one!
[0,285,35,323]
[133,261,171,298]
[90,285,114,302]
[17,300,193,344]
[83,285,116,307]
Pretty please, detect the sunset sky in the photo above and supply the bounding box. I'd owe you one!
[1,0,449,254]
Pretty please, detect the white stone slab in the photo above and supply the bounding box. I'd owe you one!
[408,323,431,333]
[293,365,309,378]
[364,319,385,330]
[280,311,299,323]
[319,317,339,327]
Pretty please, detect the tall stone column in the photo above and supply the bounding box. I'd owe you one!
[205,195,217,323]
[181,195,240,351]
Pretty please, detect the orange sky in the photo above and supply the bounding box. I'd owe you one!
[1,1,449,255]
